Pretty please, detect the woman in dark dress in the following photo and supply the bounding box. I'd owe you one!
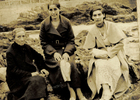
[6,28,49,100]
[39,1,87,100]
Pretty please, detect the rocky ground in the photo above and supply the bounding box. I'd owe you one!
[0,22,140,100]
[0,0,137,32]
[0,1,139,100]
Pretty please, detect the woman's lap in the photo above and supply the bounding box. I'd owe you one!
[9,76,47,99]
[95,56,122,92]
[48,61,81,89]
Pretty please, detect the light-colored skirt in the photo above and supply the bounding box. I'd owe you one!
[95,56,122,94]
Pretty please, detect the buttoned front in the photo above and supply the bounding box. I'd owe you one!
[39,15,81,90]
[40,15,76,68]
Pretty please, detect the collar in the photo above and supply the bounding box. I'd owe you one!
[12,42,26,51]
[44,15,68,31]
[91,23,106,49]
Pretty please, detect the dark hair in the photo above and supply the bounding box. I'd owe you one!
[90,6,106,21]
[47,2,60,10]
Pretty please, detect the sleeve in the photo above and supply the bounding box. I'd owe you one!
[6,52,31,78]
[108,22,126,43]
[107,40,124,58]
[29,46,47,71]
[83,30,96,50]
[91,48,108,58]
[64,20,76,56]
[39,22,57,56]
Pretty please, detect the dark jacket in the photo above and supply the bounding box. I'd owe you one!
[39,15,81,90]
[6,42,46,92]
[40,15,76,68]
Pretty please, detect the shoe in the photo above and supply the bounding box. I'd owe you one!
[69,97,76,100]
[99,99,105,100]
[40,98,45,100]
[100,94,112,100]
[81,97,87,100]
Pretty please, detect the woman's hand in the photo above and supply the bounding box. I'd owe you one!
[54,52,62,61]
[39,73,46,77]
[91,48,108,59]
[96,54,108,59]
[41,69,49,77]
[62,53,70,61]
[31,72,39,76]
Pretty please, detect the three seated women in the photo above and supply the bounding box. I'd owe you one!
[6,3,133,100]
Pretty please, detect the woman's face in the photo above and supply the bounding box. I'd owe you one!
[49,4,60,20]
[92,10,105,26]
[14,31,26,46]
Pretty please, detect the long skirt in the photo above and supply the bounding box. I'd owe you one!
[7,76,47,100]
[47,60,81,90]
[44,49,82,90]
[95,56,122,94]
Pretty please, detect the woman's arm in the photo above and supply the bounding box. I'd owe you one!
[107,40,124,58]
[28,46,47,71]
[83,30,96,50]
[91,48,108,59]
[6,52,31,78]
[92,40,124,59]
[64,20,76,56]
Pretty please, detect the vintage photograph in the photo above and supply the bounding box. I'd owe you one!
[0,0,140,100]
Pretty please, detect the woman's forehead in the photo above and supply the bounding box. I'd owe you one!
[49,4,57,9]
[16,31,25,36]
[93,10,102,14]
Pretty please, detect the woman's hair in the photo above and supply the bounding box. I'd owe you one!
[12,28,25,39]
[90,6,106,21]
[47,0,61,10]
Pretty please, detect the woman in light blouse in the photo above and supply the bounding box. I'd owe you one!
[83,6,131,100]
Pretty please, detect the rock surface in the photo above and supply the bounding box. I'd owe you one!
[0,23,140,100]
[0,1,137,32]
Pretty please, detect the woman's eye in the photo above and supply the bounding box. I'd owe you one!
[93,15,97,17]
[49,9,52,11]
[54,8,57,11]
[98,13,101,16]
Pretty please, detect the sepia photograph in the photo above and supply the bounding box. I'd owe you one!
[0,0,140,100]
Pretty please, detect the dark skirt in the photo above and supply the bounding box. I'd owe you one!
[45,55,82,91]
[7,76,47,100]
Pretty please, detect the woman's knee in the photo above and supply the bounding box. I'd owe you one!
[29,76,45,83]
